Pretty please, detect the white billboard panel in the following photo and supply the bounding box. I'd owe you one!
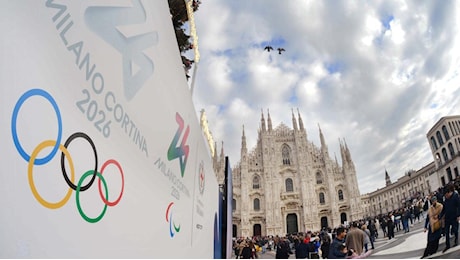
[0,1,219,258]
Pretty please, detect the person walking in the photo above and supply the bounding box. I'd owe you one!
[294,235,309,259]
[321,232,331,259]
[361,224,373,252]
[439,183,460,253]
[386,215,395,240]
[345,222,364,256]
[403,207,411,233]
[329,227,347,259]
[275,238,292,259]
[421,196,443,258]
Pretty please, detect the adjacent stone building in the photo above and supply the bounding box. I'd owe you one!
[426,115,460,190]
[217,109,364,237]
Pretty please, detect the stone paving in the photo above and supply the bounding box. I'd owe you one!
[245,220,460,259]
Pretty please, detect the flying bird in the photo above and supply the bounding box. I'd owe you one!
[277,48,285,54]
[264,45,274,52]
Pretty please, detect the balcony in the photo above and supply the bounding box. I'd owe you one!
[280,191,300,201]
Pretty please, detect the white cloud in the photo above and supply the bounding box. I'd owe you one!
[193,0,460,194]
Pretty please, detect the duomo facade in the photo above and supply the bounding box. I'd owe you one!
[200,109,460,238]
[203,109,363,237]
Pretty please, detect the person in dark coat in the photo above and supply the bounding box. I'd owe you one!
[321,233,331,259]
[329,227,347,259]
[239,240,252,259]
[387,216,395,240]
[275,238,291,259]
[439,184,460,252]
[294,236,309,259]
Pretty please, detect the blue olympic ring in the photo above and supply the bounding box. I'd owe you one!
[11,88,63,165]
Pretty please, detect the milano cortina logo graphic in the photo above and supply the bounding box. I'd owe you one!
[168,113,190,178]
[84,0,158,101]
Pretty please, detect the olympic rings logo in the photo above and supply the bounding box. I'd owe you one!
[11,88,124,223]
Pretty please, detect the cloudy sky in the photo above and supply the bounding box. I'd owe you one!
[189,0,460,194]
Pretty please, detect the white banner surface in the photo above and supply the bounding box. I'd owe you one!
[0,1,219,258]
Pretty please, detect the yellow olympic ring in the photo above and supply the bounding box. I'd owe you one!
[28,140,75,209]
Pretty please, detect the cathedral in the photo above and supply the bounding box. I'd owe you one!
[204,109,364,238]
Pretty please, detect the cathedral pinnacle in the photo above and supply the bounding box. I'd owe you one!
[318,124,329,156]
[241,125,247,154]
[261,109,266,132]
[267,109,272,131]
[297,108,304,131]
[292,108,298,131]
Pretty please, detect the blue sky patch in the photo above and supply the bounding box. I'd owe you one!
[382,15,394,30]
[325,61,343,74]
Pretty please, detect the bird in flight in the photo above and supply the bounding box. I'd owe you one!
[264,45,274,52]
[277,48,285,54]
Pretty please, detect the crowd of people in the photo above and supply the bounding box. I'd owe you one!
[232,179,460,259]
[232,222,375,259]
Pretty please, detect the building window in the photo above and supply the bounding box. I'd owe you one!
[254,198,260,211]
[282,145,291,165]
[285,178,294,192]
[319,192,325,204]
[431,136,438,150]
[316,171,323,184]
[442,125,450,140]
[253,175,260,189]
[436,131,444,145]
[232,198,236,211]
[442,148,448,161]
[447,168,453,182]
[448,143,455,157]
[338,190,344,201]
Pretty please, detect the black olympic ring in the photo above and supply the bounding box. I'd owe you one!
[60,132,98,191]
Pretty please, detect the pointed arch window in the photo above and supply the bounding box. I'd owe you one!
[319,192,325,204]
[285,178,294,192]
[232,198,236,212]
[282,144,291,165]
[338,190,344,201]
[316,171,323,184]
[254,198,260,211]
[253,175,260,189]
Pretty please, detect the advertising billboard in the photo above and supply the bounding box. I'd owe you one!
[0,1,218,258]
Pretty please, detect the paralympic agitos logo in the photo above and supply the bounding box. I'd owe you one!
[11,89,124,223]
[166,202,181,238]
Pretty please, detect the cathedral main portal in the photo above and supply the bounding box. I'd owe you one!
[286,213,298,234]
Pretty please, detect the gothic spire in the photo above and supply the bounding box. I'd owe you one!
[292,108,298,131]
[220,141,224,157]
[213,141,218,164]
[241,125,247,155]
[297,108,304,131]
[343,138,354,167]
[318,124,329,157]
[260,109,266,132]
[267,109,272,131]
